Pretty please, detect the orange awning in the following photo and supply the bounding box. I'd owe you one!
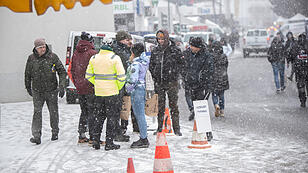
[0,0,132,15]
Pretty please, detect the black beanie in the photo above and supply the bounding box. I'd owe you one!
[81,32,93,41]
[131,43,144,57]
[189,37,204,48]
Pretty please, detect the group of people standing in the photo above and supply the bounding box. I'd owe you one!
[25,29,231,150]
[268,31,308,107]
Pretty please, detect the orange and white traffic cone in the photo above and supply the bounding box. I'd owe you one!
[127,158,135,173]
[153,132,174,173]
[162,108,173,135]
[188,120,211,149]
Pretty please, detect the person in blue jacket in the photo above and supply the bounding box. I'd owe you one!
[126,43,150,148]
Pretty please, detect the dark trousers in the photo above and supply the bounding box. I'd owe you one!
[32,90,59,138]
[297,75,308,103]
[93,95,120,145]
[121,110,139,133]
[155,81,180,132]
[78,94,95,139]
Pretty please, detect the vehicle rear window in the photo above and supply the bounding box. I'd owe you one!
[260,31,267,36]
[247,31,254,36]
[73,36,104,52]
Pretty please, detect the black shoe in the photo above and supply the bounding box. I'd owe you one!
[30,137,41,145]
[281,86,286,91]
[153,128,162,135]
[188,114,194,121]
[300,102,306,108]
[206,132,213,141]
[174,130,182,136]
[105,143,120,151]
[288,76,293,81]
[51,134,58,141]
[130,138,149,148]
[92,140,100,150]
[114,134,130,142]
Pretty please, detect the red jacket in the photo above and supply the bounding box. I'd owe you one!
[68,40,97,95]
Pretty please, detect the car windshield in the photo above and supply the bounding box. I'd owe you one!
[183,34,208,42]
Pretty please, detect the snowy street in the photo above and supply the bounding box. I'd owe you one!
[0,50,307,173]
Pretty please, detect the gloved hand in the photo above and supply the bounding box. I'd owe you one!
[27,88,32,97]
[59,88,65,98]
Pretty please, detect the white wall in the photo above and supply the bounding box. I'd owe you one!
[0,1,114,103]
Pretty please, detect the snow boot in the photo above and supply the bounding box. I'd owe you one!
[130,138,149,148]
[215,104,220,117]
[300,101,306,108]
[114,134,130,142]
[30,137,41,145]
[206,132,213,141]
[92,140,100,150]
[51,134,58,141]
[105,143,120,151]
[174,129,183,136]
[188,111,195,121]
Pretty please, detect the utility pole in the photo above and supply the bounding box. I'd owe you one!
[168,0,171,33]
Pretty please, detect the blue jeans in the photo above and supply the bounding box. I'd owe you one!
[212,90,225,110]
[271,62,285,89]
[131,86,147,139]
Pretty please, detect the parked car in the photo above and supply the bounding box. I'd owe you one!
[242,29,270,58]
[65,31,116,104]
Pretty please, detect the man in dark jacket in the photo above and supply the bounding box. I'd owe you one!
[291,33,308,107]
[149,29,183,136]
[69,32,97,143]
[25,38,66,145]
[112,31,136,141]
[285,32,296,81]
[182,37,214,140]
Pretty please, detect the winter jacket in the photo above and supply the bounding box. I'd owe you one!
[212,53,229,91]
[284,37,295,64]
[182,47,214,91]
[291,40,308,80]
[112,41,131,70]
[149,39,183,86]
[125,52,150,93]
[25,45,66,93]
[267,37,285,64]
[85,46,126,96]
[69,40,97,95]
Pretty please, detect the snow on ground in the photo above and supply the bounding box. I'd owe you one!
[0,98,307,173]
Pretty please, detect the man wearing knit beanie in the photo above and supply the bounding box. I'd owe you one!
[25,38,67,145]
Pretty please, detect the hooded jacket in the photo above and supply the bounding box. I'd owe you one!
[291,34,308,78]
[69,40,97,95]
[267,37,285,64]
[149,30,183,86]
[125,52,150,93]
[25,45,66,93]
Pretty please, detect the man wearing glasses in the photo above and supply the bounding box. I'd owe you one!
[149,30,184,136]
[25,38,66,145]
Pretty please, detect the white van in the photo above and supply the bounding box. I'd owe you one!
[65,31,116,104]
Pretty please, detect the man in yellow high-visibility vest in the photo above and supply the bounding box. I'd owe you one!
[85,38,126,150]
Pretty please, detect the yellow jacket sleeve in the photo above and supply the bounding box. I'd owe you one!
[115,56,126,90]
[85,58,95,84]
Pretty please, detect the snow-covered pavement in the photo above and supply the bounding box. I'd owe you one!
[0,50,308,172]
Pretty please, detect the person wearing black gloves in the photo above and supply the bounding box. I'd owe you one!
[25,38,67,145]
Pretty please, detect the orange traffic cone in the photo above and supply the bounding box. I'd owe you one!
[188,120,211,149]
[127,158,135,173]
[153,132,174,173]
[162,108,173,135]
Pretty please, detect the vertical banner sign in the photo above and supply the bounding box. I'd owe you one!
[193,100,212,133]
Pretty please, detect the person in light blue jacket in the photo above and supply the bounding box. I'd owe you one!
[125,43,150,148]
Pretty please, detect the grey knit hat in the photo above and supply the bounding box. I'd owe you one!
[34,38,46,47]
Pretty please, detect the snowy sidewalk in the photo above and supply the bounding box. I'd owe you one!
[0,100,307,172]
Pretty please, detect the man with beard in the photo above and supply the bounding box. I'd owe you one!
[149,29,183,136]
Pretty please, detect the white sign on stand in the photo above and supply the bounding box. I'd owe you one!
[193,100,212,133]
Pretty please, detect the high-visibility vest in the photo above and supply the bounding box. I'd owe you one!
[85,49,126,96]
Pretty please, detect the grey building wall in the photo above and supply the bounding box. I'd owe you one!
[0,1,114,103]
